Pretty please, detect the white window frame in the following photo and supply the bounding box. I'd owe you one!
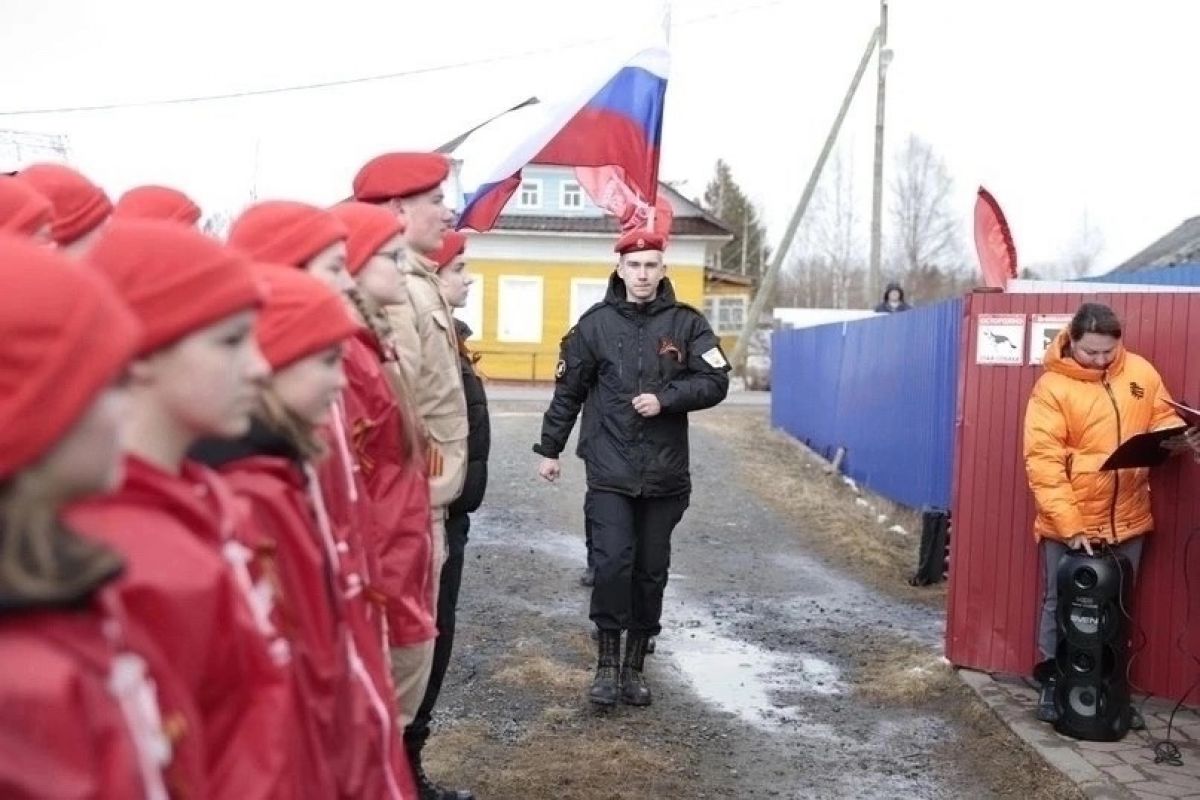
[569,278,609,325]
[497,275,544,343]
[454,276,484,341]
[517,179,543,210]
[706,295,749,335]
[560,180,584,210]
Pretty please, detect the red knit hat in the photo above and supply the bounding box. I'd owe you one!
[352,152,449,203]
[615,229,666,256]
[228,201,347,268]
[428,230,467,271]
[0,176,52,237]
[329,202,405,276]
[17,163,113,246]
[86,220,263,356]
[113,185,201,226]
[254,264,360,370]
[0,233,140,478]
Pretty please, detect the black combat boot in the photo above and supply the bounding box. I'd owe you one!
[589,629,621,706]
[1033,658,1059,724]
[1036,676,1059,723]
[620,633,653,706]
[408,741,475,800]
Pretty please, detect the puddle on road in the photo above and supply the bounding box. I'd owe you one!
[660,608,846,734]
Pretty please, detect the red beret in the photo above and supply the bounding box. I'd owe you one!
[352,152,449,203]
[614,229,666,256]
[113,185,201,226]
[254,264,360,370]
[428,230,467,271]
[86,220,263,356]
[0,176,52,237]
[228,201,347,269]
[328,202,404,276]
[17,163,112,246]
[0,233,140,478]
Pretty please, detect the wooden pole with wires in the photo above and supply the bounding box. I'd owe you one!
[731,26,881,372]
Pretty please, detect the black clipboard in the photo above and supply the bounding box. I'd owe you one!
[1100,425,1189,470]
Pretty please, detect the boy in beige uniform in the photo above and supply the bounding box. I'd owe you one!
[353,152,473,800]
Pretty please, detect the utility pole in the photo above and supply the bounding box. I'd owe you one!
[868,0,891,303]
[731,26,881,372]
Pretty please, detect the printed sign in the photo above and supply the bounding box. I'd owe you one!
[1028,314,1073,366]
[975,314,1026,366]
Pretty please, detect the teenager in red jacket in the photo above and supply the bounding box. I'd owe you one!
[66,221,295,800]
[193,265,416,800]
[0,234,172,799]
[229,201,420,792]
[331,201,439,731]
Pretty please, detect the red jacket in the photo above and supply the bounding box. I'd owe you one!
[213,446,415,800]
[0,593,170,800]
[67,456,295,800]
[316,408,417,799]
[344,332,435,648]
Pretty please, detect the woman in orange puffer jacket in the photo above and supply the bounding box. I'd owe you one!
[1023,302,1198,723]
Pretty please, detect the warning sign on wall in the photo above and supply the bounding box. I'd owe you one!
[976,314,1026,366]
[1028,314,1073,366]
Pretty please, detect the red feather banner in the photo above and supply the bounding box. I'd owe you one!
[974,187,1019,289]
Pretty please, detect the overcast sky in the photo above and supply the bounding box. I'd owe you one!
[2,0,1196,273]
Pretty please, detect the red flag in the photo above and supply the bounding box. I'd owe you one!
[574,166,674,240]
[974,187,1018,289]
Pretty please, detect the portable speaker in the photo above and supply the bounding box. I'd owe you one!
[1052,548,1133,742]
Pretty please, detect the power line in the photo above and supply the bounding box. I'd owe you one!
[0,0,784,117]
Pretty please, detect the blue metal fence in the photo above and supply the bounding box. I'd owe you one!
[1082,264,1200,286]
[771,298,963,509]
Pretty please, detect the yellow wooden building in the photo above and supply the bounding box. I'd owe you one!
[456,166,734,381]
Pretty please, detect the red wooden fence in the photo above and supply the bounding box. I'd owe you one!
[946,291,1200,701]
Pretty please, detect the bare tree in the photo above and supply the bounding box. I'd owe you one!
[890,135,960,277]
[812,150,866,308]
[1061,211,1105,278]
[774,149,870,310]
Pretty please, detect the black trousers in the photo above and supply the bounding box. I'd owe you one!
[406,512,469,752]
[588,490,689,635]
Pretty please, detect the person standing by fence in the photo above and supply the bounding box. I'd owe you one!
[1023,302,1200,724]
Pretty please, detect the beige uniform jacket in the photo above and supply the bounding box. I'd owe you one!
[385,251,468,508]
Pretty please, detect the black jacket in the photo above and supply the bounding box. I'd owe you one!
[874,282,912,313]
[449,319,490,517]
[534,274,730,498]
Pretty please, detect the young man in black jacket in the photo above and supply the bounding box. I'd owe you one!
[409,232,488,800]
[535,229,730,707]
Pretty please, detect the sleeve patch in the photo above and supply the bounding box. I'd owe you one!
[701,347,728,369]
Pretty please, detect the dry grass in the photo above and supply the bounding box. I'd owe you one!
[857,649,957,706]
[491,655,592,694]
[539,705,579,726]
[485,732,678,800]
[423,717,688,800]
[698,411,943,606]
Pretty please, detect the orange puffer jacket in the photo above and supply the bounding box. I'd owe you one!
[1023,330,1182,543]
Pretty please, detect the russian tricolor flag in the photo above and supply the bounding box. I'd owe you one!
[450,45,669,232]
